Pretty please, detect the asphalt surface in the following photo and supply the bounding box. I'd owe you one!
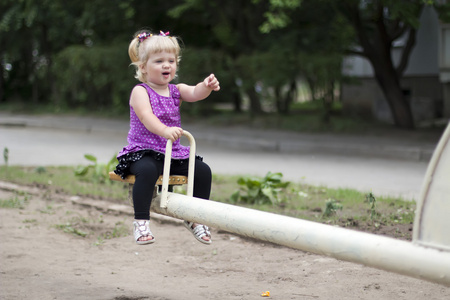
[0,112,441,161]
[1,112,447,201]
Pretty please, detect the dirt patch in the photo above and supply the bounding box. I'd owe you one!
[334,218,413,241]
[1,182,449,300]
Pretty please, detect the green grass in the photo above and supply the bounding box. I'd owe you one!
[213,172,415,241]
[0,165,129,201]
[54,222,89,238]
[0,190,30,209]
[0,165,416,239]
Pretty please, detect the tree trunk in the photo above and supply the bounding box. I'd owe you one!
[274,81,296,114]
[322,81,335,124]
[306,77,317,101]
[274,86,282,113]
[0,68,4,102]
[366,26,415,129]
[372,64,414,128]
[342,1,418,129]
[366,35,415,129]
[246,87,262,114]
[232,90,242,112]
[283,80,297,114]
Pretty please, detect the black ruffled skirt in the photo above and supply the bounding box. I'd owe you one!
[114,149,202,179]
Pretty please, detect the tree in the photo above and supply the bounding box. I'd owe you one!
[338,0,423,128]
[170,0,275,114]
[0,0,87,104]
[263,0,351,118]
[0,0,137,110]
[260,0,448,129]
[170,0,351,117]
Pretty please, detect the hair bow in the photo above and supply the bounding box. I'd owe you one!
[137,32,152,43]
[159,31,170,36]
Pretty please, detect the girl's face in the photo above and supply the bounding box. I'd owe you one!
[140,51,177,87]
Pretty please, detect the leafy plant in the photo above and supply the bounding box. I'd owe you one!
[231,172,290,205]
[366,192,377,220]
[3,147,9,177]
[55,215,90,237]
[55,223,88,237]
[3,147,8,166]
[34,166,47,174]
[74,153,118,183]
[323,199,343,218]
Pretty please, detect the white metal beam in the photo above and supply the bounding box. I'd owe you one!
[151,193,450,287]
[150,124,450,287]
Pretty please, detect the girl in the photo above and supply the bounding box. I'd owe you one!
[114,30,220,245]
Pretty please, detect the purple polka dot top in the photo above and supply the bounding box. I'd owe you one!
[118,83,190,159]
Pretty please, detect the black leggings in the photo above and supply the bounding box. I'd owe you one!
[129,156,212,220]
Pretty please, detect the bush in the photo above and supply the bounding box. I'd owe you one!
[52,44,135,113]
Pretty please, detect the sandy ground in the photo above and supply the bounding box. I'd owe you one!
[1,182,450,300]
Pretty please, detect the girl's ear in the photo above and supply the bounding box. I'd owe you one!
[139,63,146,74]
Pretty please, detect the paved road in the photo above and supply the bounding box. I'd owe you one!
[1,113,444,201]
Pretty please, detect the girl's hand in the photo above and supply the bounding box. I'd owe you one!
[204,74,220,92]
[163,126,183,142]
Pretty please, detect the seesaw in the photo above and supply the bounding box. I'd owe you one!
[110,128,450,286]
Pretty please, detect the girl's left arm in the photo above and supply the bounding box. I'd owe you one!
[177,73,220,102]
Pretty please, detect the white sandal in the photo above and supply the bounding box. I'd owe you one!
[183,221,212,245]
[133,220,155,245]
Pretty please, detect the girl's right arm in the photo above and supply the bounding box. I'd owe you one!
[130,86,183,142]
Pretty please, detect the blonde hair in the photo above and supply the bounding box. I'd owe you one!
[128,30,181,82]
